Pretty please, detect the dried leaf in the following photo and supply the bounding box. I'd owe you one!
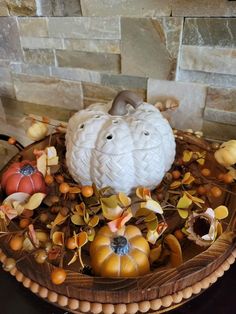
[146,219,158,231]
[68,251,78,266]
[52,212,68,228]
[182,172,195,185]
[88,215,99,227]
[74,203,85,216]
[24,193,46,210]
[135,207,152,217]
[136,187,151,200]
[71,214,85,226]
[102,204,123,220]
[37,153,47,177]
[28,224,39,247]
[0,205,18,221]
[117,192,131,207]
[141,199,163,214]
[52,231,64,246]
[183,150,193,163]
[170,181,181,189]
[150,245,162,264]
[214,206,229,220]
[108,211,132,233]
[147,230,159,245]
[177,209,189,219]
[101,195,118,210]
[69,186,81,194]
[177,194,192,209]
[76,231,88,248]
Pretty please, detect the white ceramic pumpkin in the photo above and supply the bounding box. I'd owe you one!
[66,91,175,195]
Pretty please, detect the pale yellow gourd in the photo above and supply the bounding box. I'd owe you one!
[90,225,150,277]
[214,140,236,168]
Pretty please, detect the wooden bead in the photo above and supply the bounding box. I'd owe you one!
[192,283,202,294]
[102,304,114,314]
[227,255,235,265]
[150,299,162,311]
[161,296,173,308]
[182,287,193,299]
[114,304,127,314]
[68,299,79,310]
[30,282,39,293]
[90,302,103,314]
[126,303,139,314]
[209,273,217,284]
[10,267,17,276]
[201,278,210,289]
[23,278,31,288]
[48,291,58,303]
[214,267,224,278]
[232,249,236,258]
[38,287,48,298]
[79,301,91,313]
[172,291,183,303]
[15,271,24,282]
[58,295,68,307]
[139,301,150,313]
[222,261,230,271]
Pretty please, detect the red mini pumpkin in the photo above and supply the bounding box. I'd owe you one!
[1,160,46,195]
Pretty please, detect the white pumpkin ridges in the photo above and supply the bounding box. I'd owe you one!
[66,101,176,194]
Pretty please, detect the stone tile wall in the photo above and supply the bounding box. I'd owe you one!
[0,0,235,144]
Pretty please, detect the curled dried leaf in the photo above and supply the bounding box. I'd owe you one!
[150,244,162,264]
[141,199,163,214]
[71,214,85,226]
[88,215,99,228]
[108,211,132,233]
[52,231,64,246]
[136,187,151,200]
[24,193,46,210]
[117,192,131,207]
[76,231,88,248]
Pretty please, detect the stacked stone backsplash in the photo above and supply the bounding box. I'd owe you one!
[0,0,236,149]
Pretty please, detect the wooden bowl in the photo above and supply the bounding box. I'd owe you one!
[0,134,235,314]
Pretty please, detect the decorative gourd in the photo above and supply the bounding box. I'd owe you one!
[1,160,46,195]
[90,225,150,277]
[66,91,175,195]
[214,140,236,168]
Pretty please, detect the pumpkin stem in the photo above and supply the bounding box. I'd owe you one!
[20,164,36,176]
[111,236,130,255]
[108,90,143,116]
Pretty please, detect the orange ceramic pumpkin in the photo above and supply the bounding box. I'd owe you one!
[90,225,150,277]
[1,160,46,195]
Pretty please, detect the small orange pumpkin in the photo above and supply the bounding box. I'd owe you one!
[90,225,150,277]
[1,160,46,195]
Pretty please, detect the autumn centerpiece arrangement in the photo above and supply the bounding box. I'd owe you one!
[0,91,235,287]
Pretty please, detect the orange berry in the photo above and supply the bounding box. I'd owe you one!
[22,209,34,218]
[19,218,30,229]
[81,186,93,198]
[217,173,225,181]
[66,237,77,250]
[59,182,70,194]
[210,186,222,198]
[8,137,16,145]
[172,170,181,180]
[51,268,67,285]
[45,174,54,185]
[174,229,185,241]
[9,235,24,251]
[201,168,211,177]
[197,186,207,195]
[55,175,64,184]
[223,173,234,184]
